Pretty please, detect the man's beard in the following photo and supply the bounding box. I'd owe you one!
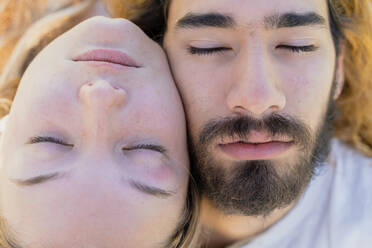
[189,99,336,217]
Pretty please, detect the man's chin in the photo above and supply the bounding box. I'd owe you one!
[197,155,315,216]
[191,98,335,216]
[192,132,324,216]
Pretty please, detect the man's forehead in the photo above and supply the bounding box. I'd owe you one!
[167,0,329,26]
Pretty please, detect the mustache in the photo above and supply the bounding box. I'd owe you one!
[199,114,312,147]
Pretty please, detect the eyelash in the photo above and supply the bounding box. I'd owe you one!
[28,137,166,155]
[188,45,317,55]
[188,46,231,55]
[29,137,166,154]
[276,44,317,53]
[28,136,74,147]
[122,144,166,154]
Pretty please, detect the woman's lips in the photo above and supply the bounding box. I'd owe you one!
[219,140,293,160]
[73,49,140,68]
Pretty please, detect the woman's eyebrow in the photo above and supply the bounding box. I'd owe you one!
[129,180,176,199]
[10,172,68,186]
[11,173,176,198]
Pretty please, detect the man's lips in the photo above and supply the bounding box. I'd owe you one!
[219,137,294,161]
[73,49,140,68]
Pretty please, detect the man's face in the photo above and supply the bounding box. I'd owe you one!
[164,0,340,215]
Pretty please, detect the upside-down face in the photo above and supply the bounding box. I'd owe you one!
[0,16,189,248]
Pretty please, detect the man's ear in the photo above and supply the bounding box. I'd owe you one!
[333,45,345,100]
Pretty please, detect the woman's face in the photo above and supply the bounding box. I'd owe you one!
[0,17,189,248]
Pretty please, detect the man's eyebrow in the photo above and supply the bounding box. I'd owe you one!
[130,180,175,199]
[176,12,236,29]
[10,172,68,186]
[175,12,326,30]
[265,12,326,29]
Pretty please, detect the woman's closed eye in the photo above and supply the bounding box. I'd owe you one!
[122,144,170,170]
[122,144,167,154]
[25,136,74,161]
[28,136,74,147]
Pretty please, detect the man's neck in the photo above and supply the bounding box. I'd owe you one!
[200,197,297,248]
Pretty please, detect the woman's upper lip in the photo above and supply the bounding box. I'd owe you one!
[73,48,140,68]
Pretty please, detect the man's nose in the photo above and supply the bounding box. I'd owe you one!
[226,47,286,117]
[79,79,127,109]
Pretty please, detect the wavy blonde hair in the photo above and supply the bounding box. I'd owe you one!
[0,0,93,117]
[0,0,201,247]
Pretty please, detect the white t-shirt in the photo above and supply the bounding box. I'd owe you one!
[231,139,372,248]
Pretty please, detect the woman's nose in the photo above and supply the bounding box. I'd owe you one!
[78,79,127,142]
[79,79,127,109]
